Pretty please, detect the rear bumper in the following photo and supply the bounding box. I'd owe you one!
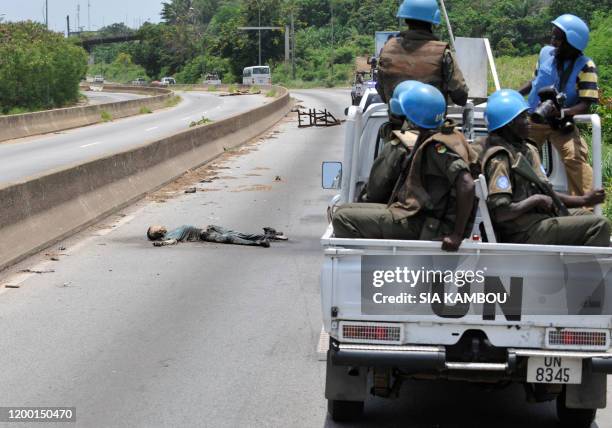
[331,341,612,375]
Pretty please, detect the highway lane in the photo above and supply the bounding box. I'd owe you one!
[0,91,269,184]
[83,90,148,104]
[0,88,609,427]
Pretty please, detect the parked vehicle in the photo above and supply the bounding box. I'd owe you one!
[160,77,176,86]
[203,73,222,85]
[131,77,148,86]
[93,75,104,84]
[242,66,271,86]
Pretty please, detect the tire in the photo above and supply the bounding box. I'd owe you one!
[556,389,596,428]
[327,399,364,422]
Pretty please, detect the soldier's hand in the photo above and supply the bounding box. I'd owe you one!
[584,189,606,206]
[532,195,554,213]
[441,234,463,252]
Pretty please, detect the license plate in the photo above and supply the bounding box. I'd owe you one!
[527,357,582,384]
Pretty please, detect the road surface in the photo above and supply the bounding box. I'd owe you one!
[0,91,269,184]
[0,88,609,427]
[83,91,147,105]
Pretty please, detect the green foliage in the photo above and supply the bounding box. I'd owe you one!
[265,88,278,97]
[88,53,148,84]
[227,84,237,93]
[0,22,88,113]
[100,110,112,122]
[189,116,213,127]
[139,106,153,114]
[489,55,538,93]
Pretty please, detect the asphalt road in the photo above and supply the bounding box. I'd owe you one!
[0,88,610,428]
[83,91,147,105]
[0,91,269,184]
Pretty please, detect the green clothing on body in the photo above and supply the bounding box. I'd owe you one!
[482,135,610,246]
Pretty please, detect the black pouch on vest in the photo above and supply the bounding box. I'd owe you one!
[419,217,441,240]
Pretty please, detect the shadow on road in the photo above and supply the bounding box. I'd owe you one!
[323,379,600,428]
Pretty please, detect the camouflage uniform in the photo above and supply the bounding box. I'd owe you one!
[377,29,469,106]
[482,135,610,246]
[333,128,477,239]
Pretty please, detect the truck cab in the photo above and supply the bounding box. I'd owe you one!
[320,91,611,426]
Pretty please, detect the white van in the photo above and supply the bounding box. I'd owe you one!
[242,66,271,85]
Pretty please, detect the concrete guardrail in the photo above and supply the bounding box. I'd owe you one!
[0,84,174,142]
[0,86,292,271]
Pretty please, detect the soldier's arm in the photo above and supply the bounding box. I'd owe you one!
[442,170,475,251]
[443,50,469,107]
[556,189,606,208]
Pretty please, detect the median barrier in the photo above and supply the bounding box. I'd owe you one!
[0,86,291,271]
[0,85,173,142]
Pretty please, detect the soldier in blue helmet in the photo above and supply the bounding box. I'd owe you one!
[377,0,469,107]
[333,82,478,252]
[481,89,609,246]
[518,14,600,197]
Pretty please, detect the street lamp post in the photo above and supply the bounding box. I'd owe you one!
[255,0,262,65]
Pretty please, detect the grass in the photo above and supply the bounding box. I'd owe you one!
[489,54,537,93]
[100,110,112,122]
[249,85,261,94]
[139,106,152,114]
[189,116,213,127]
[227,84,237,94]
[164,95,182,108]
[207,85,218,92]
[265,88,278,98]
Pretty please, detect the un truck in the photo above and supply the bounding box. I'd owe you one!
[320,90,611,427]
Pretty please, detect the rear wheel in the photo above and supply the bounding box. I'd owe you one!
[556,388,596,428]
[327,399,364,421]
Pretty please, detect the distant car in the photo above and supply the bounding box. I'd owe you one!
[160,77,176,86]
[203,73,221,85]
[93,75,104,84]
[132,77,148,86]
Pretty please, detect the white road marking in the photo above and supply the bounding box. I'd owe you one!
[80,141,102,148]
[145,126,159,132]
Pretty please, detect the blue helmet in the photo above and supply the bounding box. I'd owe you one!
[389,80,419,116]
[397,81,446,129]
[552,14,589,51]
[485,89,529,131]
[397,0,441,25]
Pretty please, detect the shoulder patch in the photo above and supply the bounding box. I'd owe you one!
[435,143,447,154]
[496,176,510,190]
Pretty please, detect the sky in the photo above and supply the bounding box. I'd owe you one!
[0,0,164,34]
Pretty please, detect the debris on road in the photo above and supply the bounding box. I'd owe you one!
[50,257,60,261]
[184,187,197,193]
[274,176,282,182]
[4,284,20,289]
[20,269,55,274]
[297,108,342,127]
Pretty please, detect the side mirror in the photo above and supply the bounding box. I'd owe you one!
[322,162,342,190]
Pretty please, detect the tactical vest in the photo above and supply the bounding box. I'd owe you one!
[378,34,447,102]
[481,138,568,235]
[527,46,590,111]
[389,127,477,222]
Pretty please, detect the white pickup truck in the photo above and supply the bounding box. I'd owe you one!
[320,91,611,427]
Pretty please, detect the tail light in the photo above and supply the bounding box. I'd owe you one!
[340,322,401,344]
[547,329,609,350]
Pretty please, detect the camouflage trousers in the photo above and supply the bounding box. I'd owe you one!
[528,121,593,196]
[332,203,425,239]
[512,209,610,247]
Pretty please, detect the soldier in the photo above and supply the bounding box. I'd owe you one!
[481,89,609,246]
[333,83,478,252]
[146,224,287,247]
[518,14,599,196]
[377,0,469,106]
[361,80,420,203]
